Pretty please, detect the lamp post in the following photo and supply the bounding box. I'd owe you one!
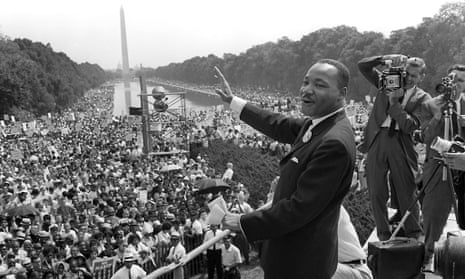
[139,75,151,154]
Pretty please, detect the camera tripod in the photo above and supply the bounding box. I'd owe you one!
[390,101,461,239]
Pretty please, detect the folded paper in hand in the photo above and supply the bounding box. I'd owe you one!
[207,204,226,225]
[207,196,228,225]
[208,196,228,212]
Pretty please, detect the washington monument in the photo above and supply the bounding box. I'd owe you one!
[120,6,131,114]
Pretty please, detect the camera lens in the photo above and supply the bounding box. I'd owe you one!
[436,84,446,94]
[434,233,465,277]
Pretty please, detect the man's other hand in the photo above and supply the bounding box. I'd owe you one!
[386,88,404,105]
[383,54,408,67]
[222,212,242,231]
[214,66,234,104]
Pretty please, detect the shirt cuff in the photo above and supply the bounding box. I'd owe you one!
[230,97,247,114]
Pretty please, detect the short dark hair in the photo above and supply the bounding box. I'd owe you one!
[448,64,465,74]
[316,59,350,89]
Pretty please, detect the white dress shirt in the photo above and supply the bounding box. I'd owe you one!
[203,229,223,250]
[302,107,345,142]
[111,264,146,279]
[220,243,242,267]
[456,92,465,115]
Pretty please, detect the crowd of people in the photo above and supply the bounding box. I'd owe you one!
[0,65,376,279]
[0,84,267,279]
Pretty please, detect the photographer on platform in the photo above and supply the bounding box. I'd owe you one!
[421,64,465,271]
[358,55,431,241]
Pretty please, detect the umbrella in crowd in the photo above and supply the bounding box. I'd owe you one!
[6,204,40,217]
[194,178,230,194]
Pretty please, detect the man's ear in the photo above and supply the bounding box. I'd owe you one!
[420,73,425,83]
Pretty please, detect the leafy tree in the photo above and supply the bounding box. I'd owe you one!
[148,2,465,101]
[0,37,109,117]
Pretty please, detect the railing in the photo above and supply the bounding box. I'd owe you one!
[149,235,205,279]
[144,229,231,279]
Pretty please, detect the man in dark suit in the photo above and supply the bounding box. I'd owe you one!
[215,59,356,279]
[421,64,465,270]
[358,55,431,241]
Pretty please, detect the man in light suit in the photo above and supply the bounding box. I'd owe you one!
[215,59,356,279]
[358,55,431,241]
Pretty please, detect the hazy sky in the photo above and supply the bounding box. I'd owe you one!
[0,0,452,69]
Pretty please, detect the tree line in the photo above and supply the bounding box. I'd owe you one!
[144,2,465,101]
[0,37,111,118]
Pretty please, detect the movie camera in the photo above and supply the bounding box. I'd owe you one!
[435,72,458,102]
[379,60,408,90]
[431,136,465,154]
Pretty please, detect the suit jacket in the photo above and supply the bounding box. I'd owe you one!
[238,103,356,279]
[422,94,465,158]
[358,56,431,171]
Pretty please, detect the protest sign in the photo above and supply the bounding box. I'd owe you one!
[92,257,116,279]
[139,190,148,203]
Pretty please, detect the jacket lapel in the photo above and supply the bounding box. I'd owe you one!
[372,93,389,126]
[281,110,346,162]
[403,87,418,112]
[310,110,345,139]
[289,119,313,152]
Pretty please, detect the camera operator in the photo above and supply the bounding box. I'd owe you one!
[358,55,431,241]
[420,64,465,271]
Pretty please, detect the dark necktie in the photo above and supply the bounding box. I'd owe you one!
[302,120,313,143]
[388,95,404,137]
[128,266,132,279]
[213,230,216,250]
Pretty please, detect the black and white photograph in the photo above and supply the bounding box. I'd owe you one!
[0,0,464,278]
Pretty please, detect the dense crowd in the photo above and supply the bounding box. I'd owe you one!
[0,84,260,279]
[0,79,371,279]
